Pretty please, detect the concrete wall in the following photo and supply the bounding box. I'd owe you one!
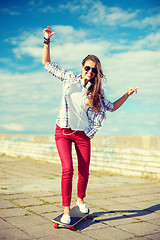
[0,134,160,179]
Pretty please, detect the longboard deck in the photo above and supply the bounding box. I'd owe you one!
[53,206,90,229]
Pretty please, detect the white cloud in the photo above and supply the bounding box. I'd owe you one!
[9,30,42,60]
[56,0,160,29]
[81,3,138,27]
[131,32,160,50]
[53,25,87,44]
[13,46,42,59]
[124,13,160,28]
[0,123,24,131]
[0,69,61,103]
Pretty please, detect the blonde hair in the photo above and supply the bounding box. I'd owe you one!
[82,55,106,113]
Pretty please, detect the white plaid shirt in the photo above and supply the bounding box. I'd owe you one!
[45,62,114,139]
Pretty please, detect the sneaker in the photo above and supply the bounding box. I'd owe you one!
[60,214,71,224]
[76,200,89,213]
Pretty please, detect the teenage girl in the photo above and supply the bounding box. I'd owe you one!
[42,26,138,224]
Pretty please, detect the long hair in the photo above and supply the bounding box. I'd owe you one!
[82,55,106,113]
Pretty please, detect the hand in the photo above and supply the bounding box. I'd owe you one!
[127,87,138,96]
[43,26,55,39]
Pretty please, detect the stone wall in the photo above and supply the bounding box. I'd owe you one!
[0,134,160,179]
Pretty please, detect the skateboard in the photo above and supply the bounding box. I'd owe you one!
[52,206,90,230]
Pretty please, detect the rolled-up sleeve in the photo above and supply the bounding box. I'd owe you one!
[84,108,106,139]
[103,99,114,112]
[101,90,114,112]
[44,62,77,82]
[84,91,114,138]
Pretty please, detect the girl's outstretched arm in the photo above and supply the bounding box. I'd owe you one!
[113,87,138,111]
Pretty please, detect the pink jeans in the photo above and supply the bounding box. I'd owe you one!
[55,125,91,206]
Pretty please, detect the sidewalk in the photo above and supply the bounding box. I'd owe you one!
[0,155,160,240]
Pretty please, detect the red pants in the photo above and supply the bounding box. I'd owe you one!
[55,125,91,206]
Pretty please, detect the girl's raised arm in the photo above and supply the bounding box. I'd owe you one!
[42,26,55,66]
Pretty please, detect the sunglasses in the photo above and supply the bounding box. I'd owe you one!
[84,66,97,74]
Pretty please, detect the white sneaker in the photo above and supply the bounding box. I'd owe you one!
[60,214,71,224]
[76,200,89,213]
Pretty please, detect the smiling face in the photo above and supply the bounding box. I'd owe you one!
[82,60,97,82]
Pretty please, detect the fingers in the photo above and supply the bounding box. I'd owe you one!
[128,87,138,96]
[43,26,53,32]
[133,87,138,94]
[47,26,51,31]
[43,26,55,38]
[47,26,55,34]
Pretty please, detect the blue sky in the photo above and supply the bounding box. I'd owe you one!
[0,0,160,136]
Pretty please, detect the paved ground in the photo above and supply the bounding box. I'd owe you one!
[0,155,160,240]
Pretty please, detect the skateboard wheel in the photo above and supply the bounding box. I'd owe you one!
[70,226,74,230]
[83,216,87,221]
[54,223,58,229]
